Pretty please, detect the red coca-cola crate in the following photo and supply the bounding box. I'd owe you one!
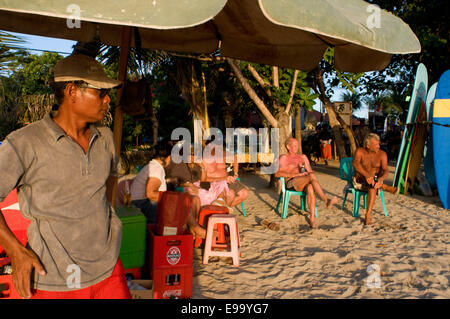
[148,225,193,270]
[152,266,192,299]
[0,275,20,299]
[0,189,30,254]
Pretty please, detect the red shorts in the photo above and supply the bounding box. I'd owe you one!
[31,259,131,299]
[320,143,332,159]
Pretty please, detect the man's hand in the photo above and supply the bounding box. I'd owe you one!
[374,181,383,189]
[185,184,199,195]
[226,176,236,184]
[366,176,375,186]
[9,246,46,299]
[296,172,310,177]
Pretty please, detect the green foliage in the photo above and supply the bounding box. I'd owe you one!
[8,51,62,96]
[363,90,406,120]
[240,62,317,115]
[360,0,449,114]
[297,88,319,110]
[0,76,23,139]
[0,49,63,139]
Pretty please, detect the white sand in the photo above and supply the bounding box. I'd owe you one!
[191,161,449,299]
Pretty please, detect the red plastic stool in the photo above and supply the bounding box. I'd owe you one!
[194,205,229,248]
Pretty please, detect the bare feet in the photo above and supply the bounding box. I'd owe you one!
[364,219,373,226]
[326,196,338,209]
[310,218,318,229]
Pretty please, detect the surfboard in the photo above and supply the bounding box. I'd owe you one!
[423,82,437,188]
[394,63,428,191]
[432,70,450,209]
[397,123,415,192]
[404,99,427,194]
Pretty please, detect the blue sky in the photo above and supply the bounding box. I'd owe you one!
[9,32,368,119]
[11,32,74,56]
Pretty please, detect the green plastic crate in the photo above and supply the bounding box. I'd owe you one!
[115,205,147,269]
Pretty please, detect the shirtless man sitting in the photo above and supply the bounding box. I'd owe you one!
[352,133,398,226]
[202,141,249,208]
[275,137,338,228]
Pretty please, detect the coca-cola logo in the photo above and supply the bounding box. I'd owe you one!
[166,247,181,265]
[163,289,182,298]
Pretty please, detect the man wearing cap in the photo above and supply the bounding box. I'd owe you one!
[0,54,131,298]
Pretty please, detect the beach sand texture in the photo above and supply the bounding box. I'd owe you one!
[191,161,449,299]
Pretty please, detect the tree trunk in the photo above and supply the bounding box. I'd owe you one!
[222,92,234,128]
[285,70,299,115]
[175,59,209,135]
[151,114,158,146]
[277,112,291,156]
[227,58,295,190]
[323,100,348,159]
[269,112,292,190]
[314,69,348,159]
[295,104,302,154]
[334,111,358,156]
[227,58,278,128]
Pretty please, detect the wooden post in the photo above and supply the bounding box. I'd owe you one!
[334,140,337,160]
[111,26,132,208]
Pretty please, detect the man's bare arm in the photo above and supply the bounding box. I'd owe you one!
[105,175,118,204]
[377,151,389,183]
[199,163,207,181]
[145,177,162,202]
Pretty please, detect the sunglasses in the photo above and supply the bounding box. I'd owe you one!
[76,83,110,98]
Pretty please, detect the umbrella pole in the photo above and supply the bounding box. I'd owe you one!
[112,26,131,208]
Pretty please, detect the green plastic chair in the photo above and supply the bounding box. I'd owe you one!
[339,157,387,217]
[275,177,318,219]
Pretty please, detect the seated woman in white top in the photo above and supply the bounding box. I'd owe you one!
[130,142,171,223]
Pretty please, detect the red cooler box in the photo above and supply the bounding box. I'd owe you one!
[155,191,190,236]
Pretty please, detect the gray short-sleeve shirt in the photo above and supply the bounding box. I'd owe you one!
[0,113,122,291]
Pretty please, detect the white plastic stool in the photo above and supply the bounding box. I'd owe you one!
[203,214,240,267]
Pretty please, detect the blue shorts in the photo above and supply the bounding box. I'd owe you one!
[131,199,158,223]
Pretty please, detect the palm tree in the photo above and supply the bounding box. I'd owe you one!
[0,31,26,74]
[340,91,363,110]
[363,90,404,116]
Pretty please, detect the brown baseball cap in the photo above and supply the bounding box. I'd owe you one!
[52,54,122,89]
